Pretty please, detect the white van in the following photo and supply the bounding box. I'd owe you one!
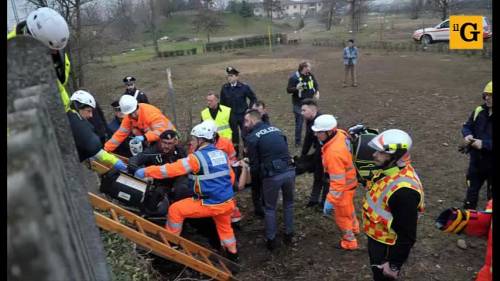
[412,16,492,44]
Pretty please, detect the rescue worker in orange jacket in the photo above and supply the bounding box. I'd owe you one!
[104,95,176,152]
[363,129,424,280]
[311,114,359,250]
[133,121,239,262]
[435,200,492,281]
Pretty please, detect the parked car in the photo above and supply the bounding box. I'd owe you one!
[412,16,492,44]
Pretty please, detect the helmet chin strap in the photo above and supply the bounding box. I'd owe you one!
[379,150,406,170]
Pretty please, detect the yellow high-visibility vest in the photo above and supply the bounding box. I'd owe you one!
[201,105,232,139]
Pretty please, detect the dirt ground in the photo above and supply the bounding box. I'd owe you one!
[87,44,491,281]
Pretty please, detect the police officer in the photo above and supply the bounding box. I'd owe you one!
[287,61,320,147]
[244,109,295,250]
[220,66,257,155]
[123,76,149,104]
[462,81,493,210]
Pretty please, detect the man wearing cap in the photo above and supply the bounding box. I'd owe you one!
[200,91,233,140]
[220,66,257,155]
[104,95,175,153]
[123,76,149,104]
[128,130,191,204]
[312,114,359,250]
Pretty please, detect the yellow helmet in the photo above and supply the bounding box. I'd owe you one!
[483,81,492,94]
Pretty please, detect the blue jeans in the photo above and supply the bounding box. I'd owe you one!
[293,104,304,145]
[262,169,295,240]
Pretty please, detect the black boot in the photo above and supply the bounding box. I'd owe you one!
[225,251,240,263]
[283,233,294,246]
[266,238,278,251]
[463,201,476,210]
[305,201,318,208]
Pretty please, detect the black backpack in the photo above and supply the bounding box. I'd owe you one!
[348,124,380,184]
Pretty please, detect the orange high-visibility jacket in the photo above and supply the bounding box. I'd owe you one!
[145,144,235,185]
[322,129,358,194]
[104,103,175,152]
[214,136,237,165]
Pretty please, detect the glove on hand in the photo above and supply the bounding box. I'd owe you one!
[113,159,127,172]
[133,135,145,143]
[134,168,146,179]
[323,200,334,216]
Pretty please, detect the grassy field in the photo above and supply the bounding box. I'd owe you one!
[102,12,294,66]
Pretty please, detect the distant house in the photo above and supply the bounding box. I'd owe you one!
[251,0,324,19]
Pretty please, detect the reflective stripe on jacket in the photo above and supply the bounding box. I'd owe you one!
[322,129,358,201]
[201,105,232,139]
[145,144,235,205]
[362,165,424,245]
[104,103,175,152]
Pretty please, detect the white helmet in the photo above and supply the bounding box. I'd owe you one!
[311,114,337,132]
[119,95,138,115]
[368,129,412,154]
[26,7,70,50]
[191,122,215,140]
[70,90,96,108]
[129,138,143,156]
[202,120,218,132]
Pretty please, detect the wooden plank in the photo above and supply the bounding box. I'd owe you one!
[110,209,119,221]
[135,221,145,234]
[89,193,240,276]
[89,160,111,175]
[94,212,233,281]
[158,232,171,247]
[89,193,218,256]
[199,251,214,267]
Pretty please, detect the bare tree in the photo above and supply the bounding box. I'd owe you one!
[434,0,450,21]
[192,8,225,42]
[322,0,343,31]
[347,0,372,34]
[263,0,282,21]
[410,0,423,19]
[26,0,96,89]
[149,0,160,57]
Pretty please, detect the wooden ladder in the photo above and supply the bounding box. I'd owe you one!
[88,192,240,281]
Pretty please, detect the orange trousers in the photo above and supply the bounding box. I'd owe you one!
[326,189,359,240]
[166,198,237,253]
